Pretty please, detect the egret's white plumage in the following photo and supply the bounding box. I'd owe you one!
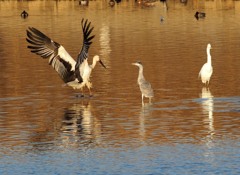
[26,18,106,96]
[132,61,154,105]
[199,44,213,86]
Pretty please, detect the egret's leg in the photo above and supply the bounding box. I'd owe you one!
[206,80,210,88]
[204,81,207,87]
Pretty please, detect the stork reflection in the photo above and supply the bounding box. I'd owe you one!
[60,101,101,147]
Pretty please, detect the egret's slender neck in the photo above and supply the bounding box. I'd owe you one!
[207,48,211,65]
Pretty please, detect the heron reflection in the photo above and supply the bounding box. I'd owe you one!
[60,101,101,146]
[139,103,152,141]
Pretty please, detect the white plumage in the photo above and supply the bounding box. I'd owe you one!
[199,44,213,86]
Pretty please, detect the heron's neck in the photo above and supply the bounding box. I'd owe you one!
[207,48,211,65]
[138,66,145,81]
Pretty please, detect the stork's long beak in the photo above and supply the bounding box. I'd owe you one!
[99,60,107,69]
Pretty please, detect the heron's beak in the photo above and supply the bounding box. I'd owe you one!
[132,63,137,66]
[99,60,106,69]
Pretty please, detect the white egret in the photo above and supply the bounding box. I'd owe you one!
[26,18,106,97]
[199,44,213,86]
[132,61,154,105]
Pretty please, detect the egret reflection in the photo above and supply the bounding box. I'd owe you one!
[201,87,214,135]
[60,101,101,147]
[200,87,216,163]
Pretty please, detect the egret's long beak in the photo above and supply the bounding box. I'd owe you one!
[99,60,107,69]
[132,63,137,66]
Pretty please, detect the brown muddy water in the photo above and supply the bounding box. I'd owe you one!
[0,0,239,174]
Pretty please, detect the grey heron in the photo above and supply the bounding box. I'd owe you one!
[199,43,213,87]
[26,18,106,97]
[132,61,154,105]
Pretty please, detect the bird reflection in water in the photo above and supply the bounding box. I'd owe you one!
[200,87,215,162]
[201,87,214,135]
[99,23,111,59]
[60,101,101,147]
[139,103,152,141]
[201,87,215,148]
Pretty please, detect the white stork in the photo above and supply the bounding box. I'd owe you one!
[26,19,106,97]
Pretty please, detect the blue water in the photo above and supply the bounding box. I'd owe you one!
[1,141,239,175]
[0,0,240,174]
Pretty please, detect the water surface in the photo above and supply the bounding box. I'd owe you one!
[0,1,240,174]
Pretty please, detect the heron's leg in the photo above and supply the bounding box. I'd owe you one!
[142,94,144,106]
[149,97,152,104]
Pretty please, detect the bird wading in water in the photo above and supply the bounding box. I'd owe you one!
[26,19,106,97]
[199,43,213,87]
[132,61,154,105]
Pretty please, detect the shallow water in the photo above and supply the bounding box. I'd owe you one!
[0,0,240,174]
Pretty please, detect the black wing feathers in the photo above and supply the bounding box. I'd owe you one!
[26,27,60,59]
[26,19,93,85]
[26,27,76,83]
[76,19,95,67]
[52,56,76,83]
[74,19,95,83]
